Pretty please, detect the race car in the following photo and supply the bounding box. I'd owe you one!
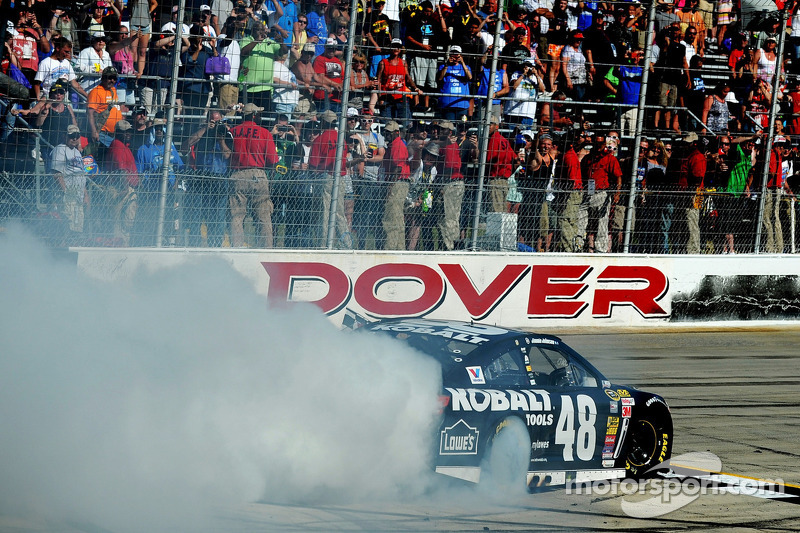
[367,318,672,489]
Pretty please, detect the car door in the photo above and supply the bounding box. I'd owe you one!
[523,340,614,475]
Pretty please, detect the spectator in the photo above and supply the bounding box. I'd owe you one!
[616,50,644,137]
[216,25,242,115]
[328,16,349,58]
[182,109,234,247]
[582,12,616,101]
[405,0,446,111]
[452,17,487,117]
[111,27,139,108]
[638,138,669,253]
[292,43,318,111]
[228,103,280,248]
[753,37,778,85]
[561,30,588,101]
[486,114,515,212]
[558,132,585,252]
[83,1,121,45]
[161,5,191,35]
[500,27,531,82]
[129,106,153,153]
[436,120,464,251]
[654,0,680,34]
[681,25,702,66]
[307,0,329,56]
[607,7,636,59]
[312,38,344,112]
[128,0,157,78]
[240,21,280,112]
[87,66,123,147]
[716,0,736,51]
[437,45,472,121]
[755,15,782,51]
[34,37,89,101]
[364,0,392,77]
[676,0,706,54]
[653,27,688,132]
[309,109,349,246]
[10,13,49,86]
[105,119,139,246]
[141,31,186,116]
[180,26,214,114]
[376,38,420,125]
[135,123,185,245]
[350,53,379,115]
[50,9,79,50]
[702,81,733,135]
[381,120,410,249]
[273,45,299,117]
[273,0,299,44]
[353,110,386,249]
[505,57,544,127]
[684,55,706,132]
[50,124,88,235]
[406,141,439,250]
[29,79,79,150]
[526,133,558,252]
[677,132,708,254]
[476,46,510,122]
[762,136,785,252]
[75,35,113,94]
[580,131,622,253]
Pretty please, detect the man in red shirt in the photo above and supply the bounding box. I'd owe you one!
[558,134,585,252]
[312,39,344,113]
[486,115,515,212]
[762,138,786,253]
[678,133,708,254]
[105,119,139,246]
[580,131,622,253]
[436,120,464,250]
[309,110,348,247]
[228,103,280,248]
[382,120,411,249]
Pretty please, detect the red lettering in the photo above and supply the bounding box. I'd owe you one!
[592,266,669,317]
[261,262,350,314]
[354,263,445,317]
[528,265,591,318]
[440,264,530,320]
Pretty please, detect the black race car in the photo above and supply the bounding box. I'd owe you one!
[367,318,672,489]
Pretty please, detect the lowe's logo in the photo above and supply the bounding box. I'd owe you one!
[440,419,479,455]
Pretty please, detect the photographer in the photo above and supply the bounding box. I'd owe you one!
[506,58,545,128]
[182,110,233,247]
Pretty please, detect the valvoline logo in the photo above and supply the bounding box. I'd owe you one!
[466,366,485,385]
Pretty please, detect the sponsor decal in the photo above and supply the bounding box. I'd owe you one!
[440,420,479,455]
[622,405,632,419]
[605,389,620,401]
[526,365,533,372]
[621,397,635,406]
[602,459,615,468]
[658,433,669,462]
[261,262,669,320]
[610,401,618,413]
[466,366,485,385]
[602,446,614,459]
[605,435,617,446]
[616,389,631,398]
[526,413,555,426]
[530,338,558,344]
[531,441,550,450]
[530,379,537,385]
[607,425,618,435]
[601,380,611,389]
[524,355,530,364]
[607,416,620,428]
[373,322,498,344]
[446,388,552,412]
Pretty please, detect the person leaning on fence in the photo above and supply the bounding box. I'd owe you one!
[435,121,465,251]
[104,119,140,246]
[677,132,708,254]
[486,114,517,213]
[309,109,349,247]
[557,132,585,253]
[381,120,411,250]
[352,110,386,250]
[87,66,123,148]
[228,103,280,248]
[580,131,622,253]
[51,124,89,236]
[762,136,787,253]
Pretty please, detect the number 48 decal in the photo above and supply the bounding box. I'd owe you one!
[555,394,597,461]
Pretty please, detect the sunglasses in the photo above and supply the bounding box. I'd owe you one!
[298,19,308,23]
[68,133,81,139]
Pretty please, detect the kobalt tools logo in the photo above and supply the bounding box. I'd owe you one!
[446,388,552,413]
[440,420,479,455]
[261,262,669,320]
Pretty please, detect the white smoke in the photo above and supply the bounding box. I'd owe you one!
[0,225,443,532]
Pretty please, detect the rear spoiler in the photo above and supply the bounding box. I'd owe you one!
[342,308,372,330]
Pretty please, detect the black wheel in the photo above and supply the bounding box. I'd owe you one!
[479,417,531,494]
[625,400,672,478]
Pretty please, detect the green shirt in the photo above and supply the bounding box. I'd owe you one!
[239,37,281,94]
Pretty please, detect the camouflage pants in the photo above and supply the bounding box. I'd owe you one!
[229,168,273,248]
[438,180,465,250]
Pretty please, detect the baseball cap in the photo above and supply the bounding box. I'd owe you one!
[520,129,535,140]
[101,66,118,78]
[115,120,132,133]
[523,58,536,66]
[302,43,316,53]
[325,37,338,47]
[448,45,462,54]
[489,115,500,125]
[172,5,178,12]
[67,125,81,135]
[682,131,699,143]
[317,0,329,4]
[320,109,338,123]
[439,120,456,131]
[571,30,584,39]
[200,4,211,11]
[423,142,440,157]
[347,107,360,117]
[384,120,401,132]
[243,103,264,114]
[390,38,403,47]
[50,80,68,93]
[361,108,374,116]
[132,106,148,116]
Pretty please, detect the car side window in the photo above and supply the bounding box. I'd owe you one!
[484,350,527,386]
[527,345,599,388]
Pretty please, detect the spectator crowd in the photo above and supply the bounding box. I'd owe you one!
[1,0,799,252]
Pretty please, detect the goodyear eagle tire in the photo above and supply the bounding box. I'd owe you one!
[479,417,531,494]
[625,400,672,479]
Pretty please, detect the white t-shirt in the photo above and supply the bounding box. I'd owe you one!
[75,46,113,92]
[35,57,77,98]
[217,39,241,82]
[50,144,87,192]
[273,60,299,105]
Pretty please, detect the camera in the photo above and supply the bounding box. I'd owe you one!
[278,125,289,133]
[215,124,229,136]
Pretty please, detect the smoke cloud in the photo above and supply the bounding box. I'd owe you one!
[0,226,443,532]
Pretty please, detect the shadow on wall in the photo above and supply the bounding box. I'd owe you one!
[671,275,800,321]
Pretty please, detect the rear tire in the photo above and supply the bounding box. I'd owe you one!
[479,417,531,494]
[625,402,672,478]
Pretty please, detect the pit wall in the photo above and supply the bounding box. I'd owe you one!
[73,248,800,328]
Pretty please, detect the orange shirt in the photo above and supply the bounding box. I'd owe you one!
[88,85,122,133]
